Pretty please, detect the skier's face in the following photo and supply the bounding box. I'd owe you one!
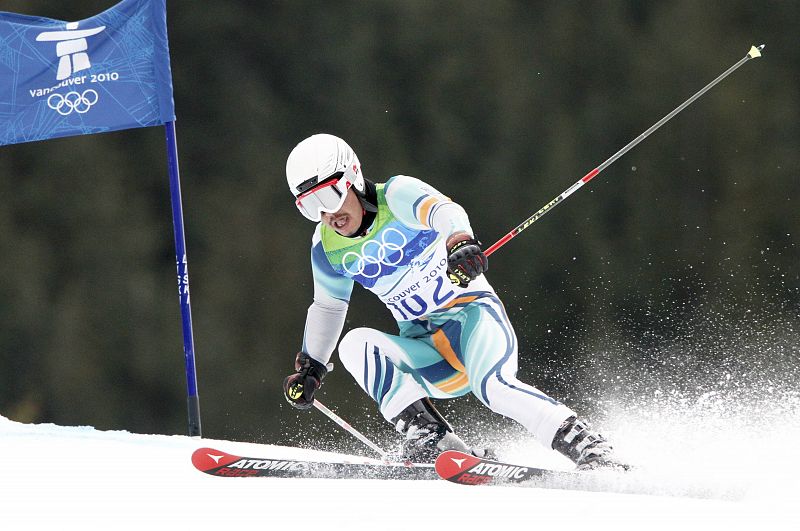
[321,189,363,236]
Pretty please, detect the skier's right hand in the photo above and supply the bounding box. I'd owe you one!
[283,352,328,410]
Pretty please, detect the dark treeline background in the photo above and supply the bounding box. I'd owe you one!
[1,1,797,451]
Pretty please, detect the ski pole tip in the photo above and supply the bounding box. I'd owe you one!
[748,44,765,58]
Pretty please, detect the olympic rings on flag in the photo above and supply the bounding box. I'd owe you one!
[342,228,408,278]
[47,89,99,115]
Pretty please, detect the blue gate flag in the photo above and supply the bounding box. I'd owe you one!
[0,0,175,146]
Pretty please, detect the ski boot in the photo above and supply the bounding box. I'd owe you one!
[552,416,630,471]
[391,398,495,462]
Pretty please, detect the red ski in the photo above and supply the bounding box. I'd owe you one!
[435,450,577,486]
[192,447,436,480]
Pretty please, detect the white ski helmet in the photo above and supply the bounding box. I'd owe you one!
[286,134,364,221]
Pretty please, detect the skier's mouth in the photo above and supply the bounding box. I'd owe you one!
[331,215,349,231]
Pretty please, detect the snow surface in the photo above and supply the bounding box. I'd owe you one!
[1,408,798,530]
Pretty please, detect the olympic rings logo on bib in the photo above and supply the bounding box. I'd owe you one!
[342,227,407,278]
[47,90,99,115]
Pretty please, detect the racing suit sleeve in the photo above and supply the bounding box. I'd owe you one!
[383,175,475,237]
[301,229,354,367]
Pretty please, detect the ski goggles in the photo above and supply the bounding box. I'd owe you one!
[294,172,352,221]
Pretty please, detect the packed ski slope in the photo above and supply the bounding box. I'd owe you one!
[1,399,797,530]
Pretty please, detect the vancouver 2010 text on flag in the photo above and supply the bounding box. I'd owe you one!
[0,0,175,146]
[0,0,201,437]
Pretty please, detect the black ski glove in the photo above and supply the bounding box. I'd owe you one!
[446,233,488,288]
[283,352,328,410]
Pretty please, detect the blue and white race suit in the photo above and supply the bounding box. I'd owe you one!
[301,175,574,445]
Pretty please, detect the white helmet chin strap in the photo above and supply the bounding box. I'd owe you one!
[356,179,378,213]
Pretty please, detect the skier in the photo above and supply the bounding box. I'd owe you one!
[282,133,627,470]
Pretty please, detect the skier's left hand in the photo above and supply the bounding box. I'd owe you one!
[283,352,328,410]
[446,232,488,287]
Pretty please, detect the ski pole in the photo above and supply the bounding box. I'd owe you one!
[484,44,764,257]
[313,399,390,459]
